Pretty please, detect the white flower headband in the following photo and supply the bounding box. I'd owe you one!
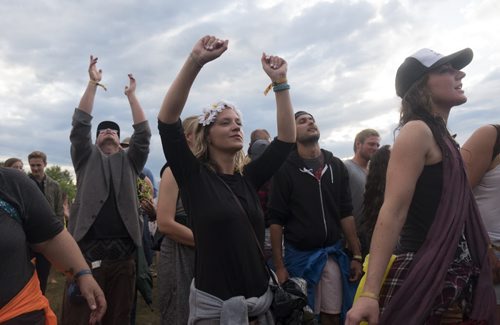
[198,100,243,126]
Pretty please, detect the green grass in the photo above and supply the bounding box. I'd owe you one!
[45,267,160,325]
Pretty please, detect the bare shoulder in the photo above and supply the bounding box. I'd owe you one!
[464,125,497,148]
[395,120,440,164]
[396,120,434,148]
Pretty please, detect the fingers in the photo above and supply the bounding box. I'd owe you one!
[88,292,106,324]
[202,35,226,51]
[262,52,286,70]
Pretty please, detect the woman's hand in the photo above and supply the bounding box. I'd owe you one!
[345,297,380,325]
[141,198,157,221]
[88,55,102,82]
[190,35,228,67]
[124,73,136,97]
[261,53,287,82]
[77,274,107,325]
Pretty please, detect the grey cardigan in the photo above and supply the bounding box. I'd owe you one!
[68,109,151,246]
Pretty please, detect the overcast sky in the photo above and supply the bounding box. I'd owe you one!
[1,0,499,183]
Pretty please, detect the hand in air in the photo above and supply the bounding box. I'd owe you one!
[88,55,102,82]
[190,35,229,67]
[261,53,287,83]
[124,74,136,96]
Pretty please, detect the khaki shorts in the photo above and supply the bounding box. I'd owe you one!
[314,256,342,314]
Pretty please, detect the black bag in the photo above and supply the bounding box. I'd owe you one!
[270,277,309,324]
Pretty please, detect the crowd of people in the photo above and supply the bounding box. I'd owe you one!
[1,35,499,325]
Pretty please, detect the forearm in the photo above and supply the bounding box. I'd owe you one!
[275,90,296,143]
[158,219,195,247]
[363,206,406,294]
[340,216,362,256]
[78,82,98,115]
[127,93,147,124]
[270,224,285,269]
[158,56,202,124]
[32,229,90,278]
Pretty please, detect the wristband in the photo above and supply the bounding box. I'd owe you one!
[272,83,290,93]
[263,78,288,95]
[74,269,92,280]
[89,80,107,91]
[359,291,379,301]
[353,254,363,262]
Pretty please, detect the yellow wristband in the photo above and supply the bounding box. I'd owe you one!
[263,78,288,96]
[353,255,363,261]
[359,291,379,301]
[89,80,107,91]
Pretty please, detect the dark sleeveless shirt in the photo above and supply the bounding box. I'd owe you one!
[396,162,443,253]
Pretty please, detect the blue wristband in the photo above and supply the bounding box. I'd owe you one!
[273,83,290,92]
[74,269,92,280]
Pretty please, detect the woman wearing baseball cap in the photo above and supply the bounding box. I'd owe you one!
[347,48,495,324]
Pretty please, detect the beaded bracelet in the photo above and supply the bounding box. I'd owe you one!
[359,291,379,301]
[74,269,92,280]
[263,78,288,95]
[273,83,290,93]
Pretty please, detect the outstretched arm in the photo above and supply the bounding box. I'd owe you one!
[124,73,147,124]
[78,55,103,115]
[261,54,295,143]
[158,35,228,124]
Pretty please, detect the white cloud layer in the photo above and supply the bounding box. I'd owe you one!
[1,0,499,182]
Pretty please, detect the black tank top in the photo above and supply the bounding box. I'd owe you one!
[396,162,443,253]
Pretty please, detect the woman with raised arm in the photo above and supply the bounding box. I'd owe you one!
[346,48,495,324]
[157,35,295,324]
[461,124,500,322]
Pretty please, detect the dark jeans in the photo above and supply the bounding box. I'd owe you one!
[61,257,136,325]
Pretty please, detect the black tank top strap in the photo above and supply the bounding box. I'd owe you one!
[491,124,500,161]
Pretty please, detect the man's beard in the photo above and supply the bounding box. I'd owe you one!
[297,134,320,145]
[99,137,119,147]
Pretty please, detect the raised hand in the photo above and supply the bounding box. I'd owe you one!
[190,35,228,67]
[261,53,287,83]
[124,73,136,96]
[88,55,102,82]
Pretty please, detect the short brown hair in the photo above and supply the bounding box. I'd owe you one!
[28,151,47,164]
[353,129,380,153]
[4,157,22,168]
